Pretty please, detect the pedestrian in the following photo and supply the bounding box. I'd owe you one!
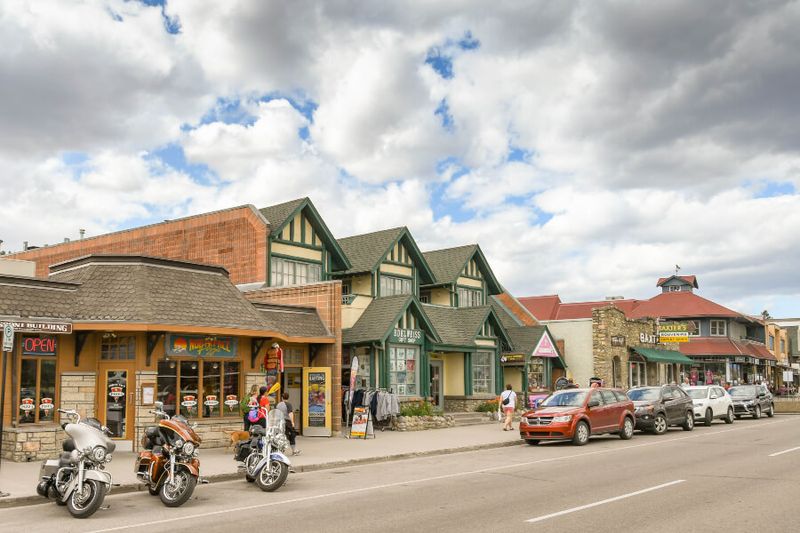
[681,376,690,388]
[248,386,270,429]
[241,384,258,431]
[500,384,516,431]
[276,392,301,456]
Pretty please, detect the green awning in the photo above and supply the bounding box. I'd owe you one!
[632,347,693,364]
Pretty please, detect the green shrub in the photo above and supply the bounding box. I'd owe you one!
[475,400,499,412]
[400,400,435,417]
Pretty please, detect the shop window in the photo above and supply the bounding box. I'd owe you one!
[612,357,621,388]
[629,361,646,387]
[18,357,57,424]
[283,346,304,366]
[101,335,136,360]
[457,287,483,308]
[528,358,545,390]
[687,320,700,336]
[380,275,412,297]
[157,359,240,418]
[389,345,418,396]
[710,320,727,337]
[472,351,495,394]
[769,335,775,350]
[270,257,322,287]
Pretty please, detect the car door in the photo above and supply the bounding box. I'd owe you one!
[711,387,726,416]
[600,390,620,430]
[586,390,608,431]
[662,387,678,424]
[672,387,692,420]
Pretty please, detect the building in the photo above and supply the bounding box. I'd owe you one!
[1,255,333,461]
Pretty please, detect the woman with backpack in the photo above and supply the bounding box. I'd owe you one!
[500,384,517,431]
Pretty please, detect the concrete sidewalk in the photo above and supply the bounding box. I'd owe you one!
[0,422,521,508]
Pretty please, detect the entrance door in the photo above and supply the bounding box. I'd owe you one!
[430,360,444,409]
[98,364,135,442]
[283,368,303,434]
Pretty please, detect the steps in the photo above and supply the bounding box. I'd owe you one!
[446,412,497,427]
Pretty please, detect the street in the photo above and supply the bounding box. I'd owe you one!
[1,416,798,533]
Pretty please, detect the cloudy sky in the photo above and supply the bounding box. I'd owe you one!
[1,0,799,317]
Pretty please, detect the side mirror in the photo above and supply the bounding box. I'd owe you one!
[154,401,164,410]
[587,399,600,408]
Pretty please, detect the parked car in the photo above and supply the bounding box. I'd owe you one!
[519,388,635,446]
[728,385,775,419]
[627,385,695,434]
[684,385,734,425]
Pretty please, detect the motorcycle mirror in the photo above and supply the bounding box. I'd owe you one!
[154,401,164,410]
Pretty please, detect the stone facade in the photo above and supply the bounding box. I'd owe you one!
[444,395,496,413]
[59,372,96,419]
[393,415,455,431]
[1,425,60,462]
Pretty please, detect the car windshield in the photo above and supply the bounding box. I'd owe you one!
[540,391,588,407]
[728,386,756,397]
[627,388,661,401]
[686,389,708,400]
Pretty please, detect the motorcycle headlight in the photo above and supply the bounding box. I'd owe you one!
[552,415,572,423]
[92,446,106,462]
[182,442,195,455]
[174,439,184,448]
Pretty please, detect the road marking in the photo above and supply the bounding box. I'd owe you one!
[80,418,795,532]
[768,445,800,457]
[525,479,686,523]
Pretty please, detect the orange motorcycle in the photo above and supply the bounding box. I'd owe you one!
[135,401,202,507]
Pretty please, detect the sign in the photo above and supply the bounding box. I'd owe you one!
[21,336,57,356]
[639,332,659,344]
[389,328,423,345]
[39,398,54,411]
[109,385,125,400]
[2,323,13,352]
[20,398,35,411]
[224,394,238,411]
[350,406,373,439]
[533,334,558,358]
[165,334,237,358]
[783,371,794,382]
[204,395,219,407]
[4,320,71,334]
[142,385,155,405]
[500,354,524,364]
[349,356,359,404]
[303,367,332,437]
[659,322,690,343]
[610,336,626,347]
[181,395,197,407]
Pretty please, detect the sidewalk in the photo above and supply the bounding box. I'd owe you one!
[0,422,521,508]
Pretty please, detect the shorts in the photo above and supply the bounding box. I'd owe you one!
[503,406,514,414]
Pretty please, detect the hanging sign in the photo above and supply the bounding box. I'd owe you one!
[350,407,373,439]
[533,333,558,357]
[22,336,57,356]
[204,395,219,407]
[4,320,71,334]
[390,328,423,345]
[20,397,35,411]
[181,395,197,408]
[303,367,332,437]
[39,397,54,411]
[165,334,237,357]
[659,322,692,343]
[224,394,239,411]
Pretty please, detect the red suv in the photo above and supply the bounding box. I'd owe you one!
[519,388,635,446]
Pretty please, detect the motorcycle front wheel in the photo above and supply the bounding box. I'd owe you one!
[255,460,289,492]
[159,468,197,507]
[67,479,105,518]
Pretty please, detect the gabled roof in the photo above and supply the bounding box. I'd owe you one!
[422,304,511,349]
[491,293,539,326]
[342,295,438,345]
[519,295,562,321]
[335,227,436,284]
[519,295,640,321]
[503,325,568,369]
[259,197,351,271]
[657,275,698,288]
[628,292,752,321]
[422,244,503,294]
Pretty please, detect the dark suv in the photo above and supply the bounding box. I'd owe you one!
[627,385,695,434]
[729,385,775,419]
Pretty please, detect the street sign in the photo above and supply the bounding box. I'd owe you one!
[2,323,13,352]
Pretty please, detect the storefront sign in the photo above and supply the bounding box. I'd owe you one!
[20,398,35,411]
[22,336,57,356]
[303,367,332,437]
[389,328,423,345]
[165,334,237,358]
[4,320,72,334]
[533,334,558,357]
[181,395,197,407]
[204,395,219,407]
[639,332,659,344]
[350,407,372,439]
[39,398,54,411]
[500,354,524,364]
[224,394,238,411]
[659,322,690,343]
[610,336,626,347]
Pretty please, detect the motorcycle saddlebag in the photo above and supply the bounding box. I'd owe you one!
[39,459,60,479]
[234,441,251,462]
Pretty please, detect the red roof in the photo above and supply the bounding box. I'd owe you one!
[554,299,640,320]
[519,295,561,321]
[495,292,539,326]
[678,337,776,361]
[656,275,698,288]
[628,292,747,320]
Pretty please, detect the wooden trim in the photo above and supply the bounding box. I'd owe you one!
[71,323,334,343]
[271,238,323,251]
[270,252,324,265]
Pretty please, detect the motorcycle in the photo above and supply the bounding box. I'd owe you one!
[235,409,291,492]
[36,408,115,519]
[135,400,202,507]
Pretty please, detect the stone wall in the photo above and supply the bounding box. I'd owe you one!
[444,395,496,413]
[1,425,61,462]
[393,415,455,431]
[59,371,96,419]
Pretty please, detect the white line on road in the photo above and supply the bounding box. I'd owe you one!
[54,417,791,532]
[768,445,800,457]
[525,480,686,523]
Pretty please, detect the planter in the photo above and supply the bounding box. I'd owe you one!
[392,415,456,431]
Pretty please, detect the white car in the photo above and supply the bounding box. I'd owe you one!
[684,385,734,426]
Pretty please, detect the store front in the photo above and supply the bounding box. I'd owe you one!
[629,347,693,387]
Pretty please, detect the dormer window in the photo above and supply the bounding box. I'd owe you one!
[667,285,681,292]
[710,320,727,337]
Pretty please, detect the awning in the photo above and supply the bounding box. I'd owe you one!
[632,347,694,364]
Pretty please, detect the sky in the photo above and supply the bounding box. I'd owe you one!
[1,0,799,317]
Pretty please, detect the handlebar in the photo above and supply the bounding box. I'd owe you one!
[58,408,80,423]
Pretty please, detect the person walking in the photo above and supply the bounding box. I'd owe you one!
[241,384,259,431]
[276,392,301,456]
[500,384,517,431]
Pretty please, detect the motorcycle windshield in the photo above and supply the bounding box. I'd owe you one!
[267,410,284,431]
[67,422,110,452]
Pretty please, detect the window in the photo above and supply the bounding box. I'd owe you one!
[270,257,322,287]
[101,335,136,360]
[629,361,646,387]
[600,390,617,404]
[380,275,412,297]
[157,359,240,418]
[667,285,681,292]
[769,335,775,350]
[710,320,727,337]
[419,291,431,304]
[780,339,786,353]
[457,287,483,307]
[18,357,57,424]
[283,346,304,366]
[687,320,700,336]
[613,390,628,402]
[472,351,495,394]
[389,345,418,396]
[612,357,621,388]
[528,358,545,390]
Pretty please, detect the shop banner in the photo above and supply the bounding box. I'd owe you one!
[349,356,359,404]
[22,336,57,356]
[533,333,558,357]
[165,334,237,358]
[3,320,72,334]
[303,367,332,437]
[659,322,690,343]
[389,328,424,345]
[500,354,524,365]
[350,406,373,439]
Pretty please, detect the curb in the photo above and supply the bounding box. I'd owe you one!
[0,438,522,509]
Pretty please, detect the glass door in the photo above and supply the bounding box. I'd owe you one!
[99,365,135,440]
[430,360,444,408]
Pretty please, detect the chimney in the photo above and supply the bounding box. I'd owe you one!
[605,296,625,301]
[23,240,28,251]
[64,237,70,243]
[79,229,86,240]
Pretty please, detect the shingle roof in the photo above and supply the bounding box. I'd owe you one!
[422,245,477,285]
[490,296,523,330]
[259,198,307,232]
[253,303,332,339]
[505,325,547,355]
[422,304,492,348]
[337,227,405,274]
[343,295,415,345]
[0,275,77,320]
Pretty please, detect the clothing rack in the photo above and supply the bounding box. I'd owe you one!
[346,387,400,432]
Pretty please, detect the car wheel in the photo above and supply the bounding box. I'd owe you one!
[619,417,634,440]
[572,421,590,446]
[753,405,761,419]
[704,408,713,427]
[526,439,540,446]
[651,414,667,435]
[724,406,734,424]
[682,411,694,431]
[767,404,775,418]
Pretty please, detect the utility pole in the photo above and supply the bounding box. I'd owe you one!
[0,322,14,497]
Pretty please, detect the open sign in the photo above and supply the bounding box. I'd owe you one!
[40,398,54,410]
[20,398,35,411]
[181,395,197,407]
[204,395,219,407]
[22,336,57,356]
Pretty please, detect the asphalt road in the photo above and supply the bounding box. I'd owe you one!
[2,416,798,533]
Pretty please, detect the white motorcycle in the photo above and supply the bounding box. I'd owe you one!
[36,408,115,518]
[237,410,292,492]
